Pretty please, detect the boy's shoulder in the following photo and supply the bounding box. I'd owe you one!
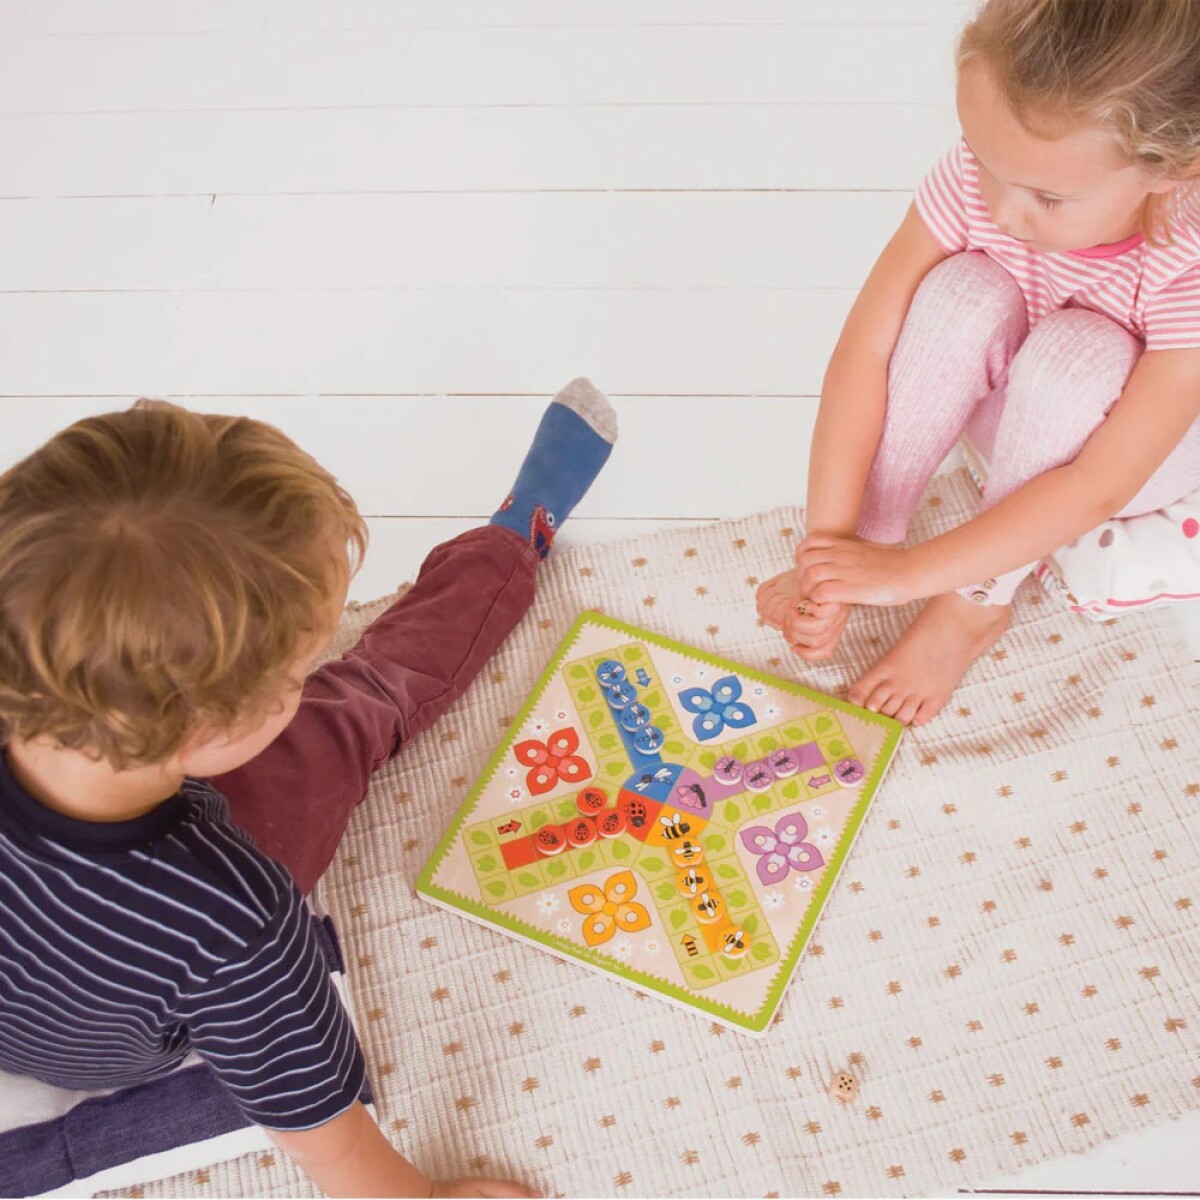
[170,778,300,933]
[0,765,299,965]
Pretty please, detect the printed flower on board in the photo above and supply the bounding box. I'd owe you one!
[514,727,591,795]
[678,675,757,742]
[741,812,825,887]
[536,893,560,917]
[568,870,651,947]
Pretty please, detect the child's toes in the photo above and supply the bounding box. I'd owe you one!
[895,693,923,725]
[859,680,894,713]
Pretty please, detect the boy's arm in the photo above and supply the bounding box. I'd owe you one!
[267,1101,536,1199]
[805,202,947,537]
[267,1103,431,1198]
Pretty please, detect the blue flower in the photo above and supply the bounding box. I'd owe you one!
[678,675,757,741]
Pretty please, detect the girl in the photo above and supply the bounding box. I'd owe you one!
[758,0,1200,726]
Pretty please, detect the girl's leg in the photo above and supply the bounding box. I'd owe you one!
[958,308,1143,605]
[1116,415,1200,517]
[759,251,1025,658]
[857,251,1028,543]
[850,306,1189,726]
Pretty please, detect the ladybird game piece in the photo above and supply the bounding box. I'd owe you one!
[576,787,608,815]
[533,825,566,856]
[597,808,627,838]
[566,816,597,848]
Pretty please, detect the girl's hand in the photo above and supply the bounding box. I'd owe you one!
[431,1179,540,1198]
[755,568,807,631]
[795,536,921,607]
[755,569,850,660]
[783,599,851,661]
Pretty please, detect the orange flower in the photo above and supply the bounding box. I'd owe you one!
[569,870,651,947]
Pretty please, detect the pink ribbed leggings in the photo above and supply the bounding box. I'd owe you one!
[856,251,1200,604]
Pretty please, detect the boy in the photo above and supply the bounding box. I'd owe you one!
[0,381,616,1197]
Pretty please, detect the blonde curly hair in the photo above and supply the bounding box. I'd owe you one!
[958,0,1200,242]
[0,401,367,769]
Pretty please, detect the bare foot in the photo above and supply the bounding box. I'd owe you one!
[848,592,1009,725]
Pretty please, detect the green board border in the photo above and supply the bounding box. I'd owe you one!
[415,611,903,1035]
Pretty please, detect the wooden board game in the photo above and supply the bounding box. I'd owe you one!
[416,613,903,1034]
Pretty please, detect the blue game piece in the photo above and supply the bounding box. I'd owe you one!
[596,660,625,687]
[619,703,652,732]
[633,725,665,756]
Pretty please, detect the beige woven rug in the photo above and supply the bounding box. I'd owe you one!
[113,470,1200,1199]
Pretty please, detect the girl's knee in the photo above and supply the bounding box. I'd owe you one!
[906,251,1026,342]
[1008,309,1141,410]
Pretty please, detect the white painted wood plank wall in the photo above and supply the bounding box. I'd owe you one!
[0,2,1196,1192]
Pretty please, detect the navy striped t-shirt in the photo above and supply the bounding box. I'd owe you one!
[0,749,365,1131]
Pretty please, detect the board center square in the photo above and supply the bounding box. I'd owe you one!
[417,613,902,1034]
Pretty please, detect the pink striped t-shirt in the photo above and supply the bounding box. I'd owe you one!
[915,139,1200,351]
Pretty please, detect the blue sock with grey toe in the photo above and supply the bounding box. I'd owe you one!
[490,378,618,559]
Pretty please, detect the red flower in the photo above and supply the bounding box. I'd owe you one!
[514,727,592,795]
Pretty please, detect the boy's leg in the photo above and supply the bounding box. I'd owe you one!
[211,525,537,892]
[210,379,616,893]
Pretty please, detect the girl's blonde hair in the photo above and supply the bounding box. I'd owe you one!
[0,401,368,770]
[958,0,1200,242]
